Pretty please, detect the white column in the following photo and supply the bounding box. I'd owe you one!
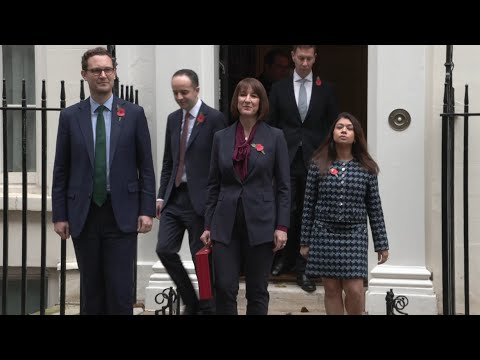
[144,45,217,310]
[365,45,437,315]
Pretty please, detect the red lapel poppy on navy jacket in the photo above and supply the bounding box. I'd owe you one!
[268,75,339,168]
[157,102,227,216]
[204,121,290,246]
[52,97,156,238]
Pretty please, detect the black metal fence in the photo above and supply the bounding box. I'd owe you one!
[385,289,409,315]
[441,45,476,315]
[1,76,139,315]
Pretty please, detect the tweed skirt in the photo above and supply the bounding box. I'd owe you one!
[305,221,368,279]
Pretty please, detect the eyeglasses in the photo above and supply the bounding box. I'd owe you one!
[86,67,115,76]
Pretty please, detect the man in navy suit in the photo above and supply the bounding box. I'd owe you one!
[268,45,339,292]
[52,47,156,315]
[156,69,226,315]
[257,48,291,97]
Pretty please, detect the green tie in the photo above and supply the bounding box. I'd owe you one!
[93,105,107,206]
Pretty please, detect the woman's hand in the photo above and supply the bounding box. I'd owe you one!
[377,249,389,264]
[200,230,212,247]
[300,245,310,259]
[273,230,287,252]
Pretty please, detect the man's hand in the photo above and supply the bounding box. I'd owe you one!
[137,216,153,233]
[155,199,164,220]
[54,221,70,240]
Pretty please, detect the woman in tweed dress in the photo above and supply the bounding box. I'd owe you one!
[300,112,389,315]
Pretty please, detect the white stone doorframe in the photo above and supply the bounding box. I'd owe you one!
[365,45,437,315]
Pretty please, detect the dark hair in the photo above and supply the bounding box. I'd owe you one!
[230,78,269,121]
[81,47,117,71]
[311,112,379,175]
[264,48,289,66]
[292,45,317,54]
[172,69,199,88]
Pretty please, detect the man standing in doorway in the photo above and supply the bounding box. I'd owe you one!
[258,48,291,97]
[156,69,226,315]
[268,45,339,292]
[52,47,156,314]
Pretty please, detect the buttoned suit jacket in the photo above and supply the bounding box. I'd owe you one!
[52,96,156,238]
[157,102,226,216]
[204,121,290,246]
[268,75,339,168]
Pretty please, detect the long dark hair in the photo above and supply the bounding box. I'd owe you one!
[311,112,379,175]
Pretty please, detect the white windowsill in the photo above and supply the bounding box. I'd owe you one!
[0,192,52,212]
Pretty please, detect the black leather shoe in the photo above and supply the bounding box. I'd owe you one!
[183,305,199,315]
[297,273,316,293]
[271,257,287,276]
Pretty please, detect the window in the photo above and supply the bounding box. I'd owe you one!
[1,45,36,172]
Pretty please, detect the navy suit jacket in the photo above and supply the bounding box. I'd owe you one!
[158,102,226,216]
[204,121,290,246]
[268,75,339,168]
[52,96,156,238]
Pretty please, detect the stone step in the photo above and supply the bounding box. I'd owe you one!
[237,281,326,315]
[40,281,326,315]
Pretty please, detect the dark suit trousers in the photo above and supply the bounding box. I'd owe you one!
[72,195,137,315]
[277,148,308,273]
[156,183,213,312]
[213,199,274,315]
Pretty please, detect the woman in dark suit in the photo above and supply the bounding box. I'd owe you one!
[200,78,290,315]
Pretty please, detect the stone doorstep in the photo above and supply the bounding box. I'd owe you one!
[38,281,327,315]
[237,281,326,315]
[143,281,327,315]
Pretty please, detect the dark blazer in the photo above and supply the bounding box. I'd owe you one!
[204,121,290,246]
[52,96,156,238]
[158,102,226,216]
[268,75,339,168]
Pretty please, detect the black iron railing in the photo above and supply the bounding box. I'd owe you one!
[1,75,139,315]
[386,289,409,315]
[440,45,475,315]
[154,287,180,315]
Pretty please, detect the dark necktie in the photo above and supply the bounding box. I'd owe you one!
[93,105,107,206]
[298,78,308,122]
[175,112,190,187]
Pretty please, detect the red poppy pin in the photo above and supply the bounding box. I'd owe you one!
[315,76,322,87]
[197,113,205,124]
[329,166,339,177]
[116,105,125,121]
[251,143,265,155]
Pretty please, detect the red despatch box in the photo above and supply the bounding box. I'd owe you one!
[195,246,214,300]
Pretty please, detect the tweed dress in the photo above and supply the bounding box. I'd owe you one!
[300,159,389,279]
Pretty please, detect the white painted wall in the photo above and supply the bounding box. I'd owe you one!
[366,45,436,314]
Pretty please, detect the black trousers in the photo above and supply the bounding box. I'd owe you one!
[276,148,308,274]
[156,183,214,312]
[213,199,274,315]
[73,195,137,315]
